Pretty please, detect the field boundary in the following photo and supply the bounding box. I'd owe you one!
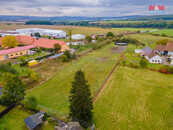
[0,103,15,119]
[93,51,125,104]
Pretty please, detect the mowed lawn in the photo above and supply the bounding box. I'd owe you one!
[0,108,31,130]
[27,44,122,116]
[94,66,173,130]
[149,29,173,37]
[126,34,173,49]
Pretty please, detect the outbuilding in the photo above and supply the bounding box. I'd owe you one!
[71,34,85,40]
[24,111,45,130]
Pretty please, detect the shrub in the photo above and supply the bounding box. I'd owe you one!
[26,69,39,82]
[72,53,77,60]
[25,95,37,110]
[139,58,148,68]
[61,55,68,62]
[63,50,71,59]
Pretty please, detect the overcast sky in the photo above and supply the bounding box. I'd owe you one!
[0,0,172,17]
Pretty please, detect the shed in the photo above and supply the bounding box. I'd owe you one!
[24,111,45,130]
[28,60,38,67]
[135,49,143,53]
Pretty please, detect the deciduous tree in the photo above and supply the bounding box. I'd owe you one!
[2,36,18,48]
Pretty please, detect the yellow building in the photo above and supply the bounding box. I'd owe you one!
[0,45,36,61]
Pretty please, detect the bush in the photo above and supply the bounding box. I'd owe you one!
[26,69,39,82]
[139,58,148,68]
[72,53,77,60]
[61,55,68,62]
[63,50,71,59]
[0,64,17,74]
[25,95,37,110]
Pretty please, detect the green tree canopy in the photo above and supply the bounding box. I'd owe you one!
[106,32,114,38]
[69,70,93,124]
[1,73,25,105]
[25,95,37,110]
[2,35,18,48]
[85,35,92,43]
[139,58,148,68]
[63,50,71,59]
[54,43,61,52]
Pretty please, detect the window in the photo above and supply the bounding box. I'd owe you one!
[155,60,157,62]
[158,60,160,62]
[26,51,28,54]
[16,53,18,55]
[20,52,22,55]
[11,54,13,56]
[152,60,154,62]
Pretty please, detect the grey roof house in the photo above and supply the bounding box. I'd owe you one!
[24,111,45,130]
[142,46,152,55]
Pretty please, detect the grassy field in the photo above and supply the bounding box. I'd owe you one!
[125,34,173,49]
[0,107,32,130]
[0,105,7,113]
[149,29,173,37]
[105,21,148,23]
[27,44,122,116]
[94,66,173,130]
[0,23,153,35]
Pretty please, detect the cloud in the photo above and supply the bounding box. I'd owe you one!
[0,0,172,17]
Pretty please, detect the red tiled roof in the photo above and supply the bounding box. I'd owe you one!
[155,44,166,51]
[33,38,66,49]
[164,42,173,51]
[15,35,35,44]
[147,51,157,59]
[0,45,36,55]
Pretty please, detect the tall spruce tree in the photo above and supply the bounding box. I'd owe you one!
[69,70,93,124]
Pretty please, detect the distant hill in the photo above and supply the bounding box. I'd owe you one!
[0,15,143,22]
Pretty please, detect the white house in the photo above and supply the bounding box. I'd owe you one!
[71,34,85,40]
[146,51,162,64]
[171,60,173,65]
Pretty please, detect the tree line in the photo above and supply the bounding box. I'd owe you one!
[25,20,173,29]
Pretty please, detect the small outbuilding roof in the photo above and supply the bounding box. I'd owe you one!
[24,111,45,130]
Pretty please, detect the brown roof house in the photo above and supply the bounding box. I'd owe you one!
[33,38,69,52]
[154,44,166,54]
[143,46,162,64]
[164,42,173,55]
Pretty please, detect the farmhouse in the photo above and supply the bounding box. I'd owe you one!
[154,44,166,55]
[24,111,45,130]
[141,46,162,64]
[135,49,144,54]
[164,42,173,55]
[154,42,173,56]
[71,34,85,40]
[0,45,36,61]
[33,38,69,52]
[146,51,162,64]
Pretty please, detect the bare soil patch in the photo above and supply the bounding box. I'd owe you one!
[111,46,126,54]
